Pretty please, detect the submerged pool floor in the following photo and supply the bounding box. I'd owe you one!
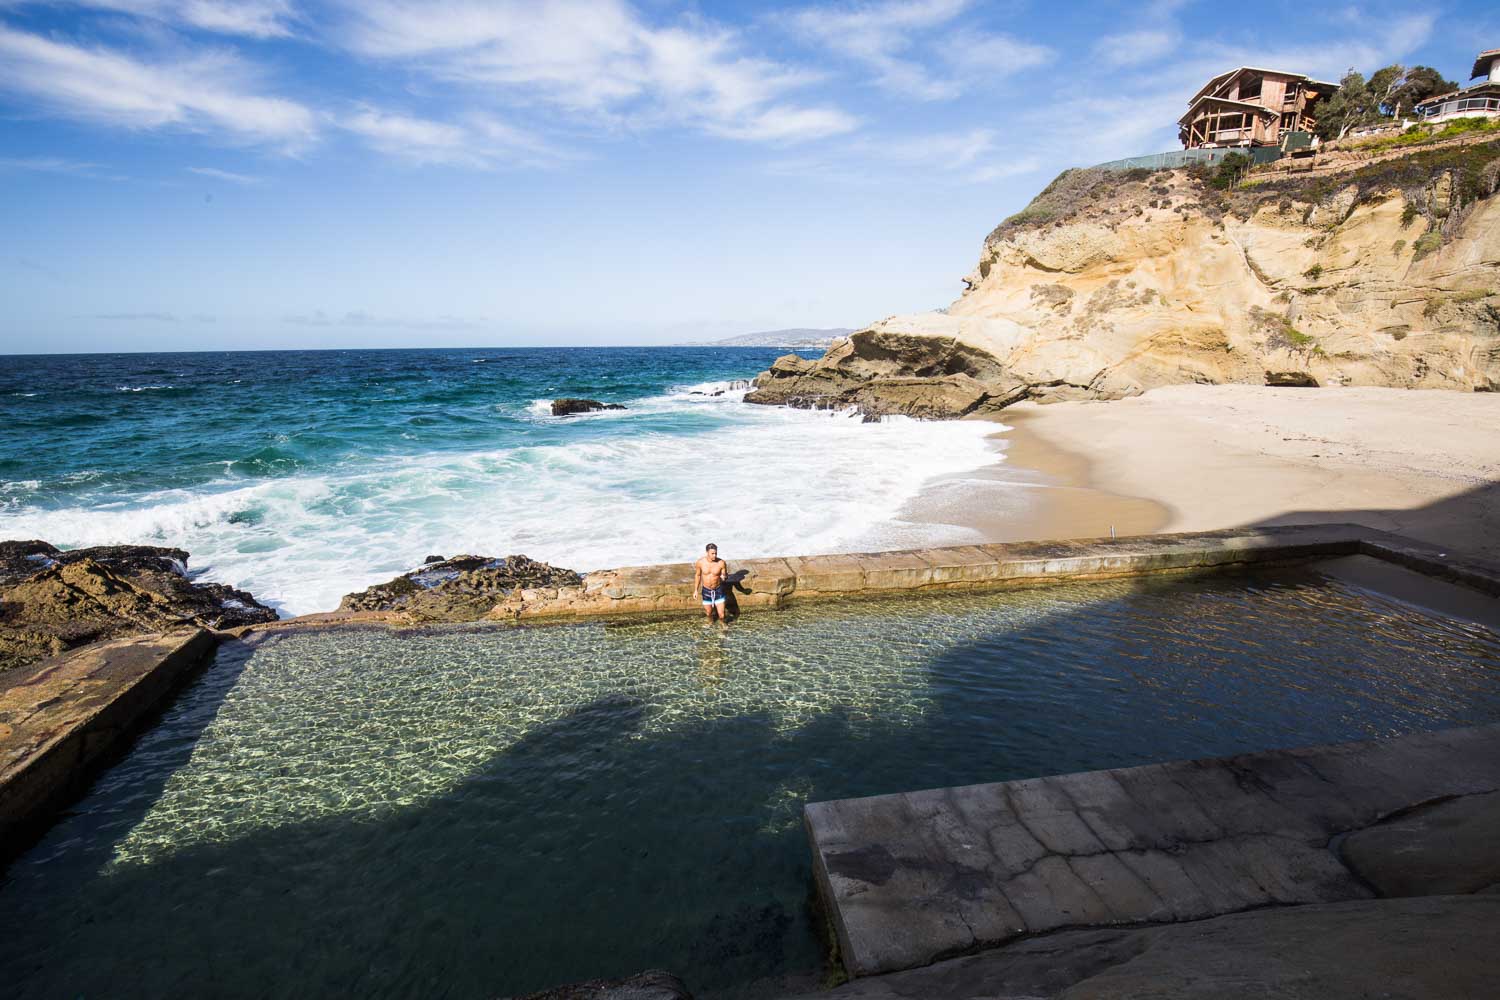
[3,567,1499,997]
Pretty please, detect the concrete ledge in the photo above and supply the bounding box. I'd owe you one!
[491,523,1499,621]
[0,628,217,856]
[804,724,1500,978]
[225,524,1500,635]
[1359,533,1500,597]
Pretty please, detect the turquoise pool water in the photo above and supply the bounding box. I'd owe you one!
[3,566,1498,997]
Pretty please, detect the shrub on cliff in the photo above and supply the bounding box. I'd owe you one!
[1209,153,1251,191]
[1223,139,1500,233]
[987,167,1115,241]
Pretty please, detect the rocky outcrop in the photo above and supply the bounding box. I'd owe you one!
[744,335,1027,417]
[748,141,1500,416]
[551,399,627,416]
[0,541,275,673]
[338,554,583,622]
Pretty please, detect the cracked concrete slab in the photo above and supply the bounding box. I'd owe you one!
[806,724,1500,977]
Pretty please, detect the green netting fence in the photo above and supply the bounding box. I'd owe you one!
[1091,145,1285,172]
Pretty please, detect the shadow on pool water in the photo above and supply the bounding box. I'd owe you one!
[2,565,1499,999]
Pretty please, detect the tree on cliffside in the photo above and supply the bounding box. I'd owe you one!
[1317,70,1377,139]
[1388,66,1459,116]
[1319,65,1462,138]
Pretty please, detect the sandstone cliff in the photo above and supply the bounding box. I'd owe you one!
[747,140,1500,416]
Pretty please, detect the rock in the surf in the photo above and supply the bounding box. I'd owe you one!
[551,398,627,416]
[0,540,277,673]
[338,554,583,621]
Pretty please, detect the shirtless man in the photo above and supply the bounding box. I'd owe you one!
[693,543,729,622]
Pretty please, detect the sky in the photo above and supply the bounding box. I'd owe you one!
[1,0,1496,352]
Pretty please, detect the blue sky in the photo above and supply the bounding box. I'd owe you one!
[1,0,1495,352]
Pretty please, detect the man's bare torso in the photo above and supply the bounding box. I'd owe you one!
[696,556,726,588]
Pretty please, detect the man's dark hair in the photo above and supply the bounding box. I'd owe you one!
[705,542,717,551]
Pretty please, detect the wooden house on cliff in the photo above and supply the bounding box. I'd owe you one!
[1179,67,1336,149]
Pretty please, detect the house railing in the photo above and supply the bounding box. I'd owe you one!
[1416,96,1500,118]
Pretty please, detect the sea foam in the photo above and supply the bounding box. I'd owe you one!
[1,387,1004,616]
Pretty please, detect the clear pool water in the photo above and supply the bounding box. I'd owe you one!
[3,567,1499,998]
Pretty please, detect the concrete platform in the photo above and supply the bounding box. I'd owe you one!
[0,629,216,854]
[805,724,1500,978]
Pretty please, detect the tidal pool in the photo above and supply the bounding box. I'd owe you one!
[3,564,1499,998]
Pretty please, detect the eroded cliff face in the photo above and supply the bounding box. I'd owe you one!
[747,151,1500,416]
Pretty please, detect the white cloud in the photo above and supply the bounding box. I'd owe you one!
[334,0,855,143]
[969,157,1042,183]
[283,309,484,329]
[3,1,299,38]
[95,310,178,320]
[710,105,857,143]
[167,0,296,37]
[1094,29,1180,69]
[877,127,997,167]
[0,25,317,148]
[1085,1,1186,79]
[0,154,105,174]
[767,126,1039,184]
[187,164,259,182]
[784,0,1051,100]
[339,106,560,167]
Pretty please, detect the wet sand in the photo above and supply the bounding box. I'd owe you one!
[896,413,1168,545]
[901,384,1500,562]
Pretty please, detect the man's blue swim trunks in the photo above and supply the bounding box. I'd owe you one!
[701,585,726,605]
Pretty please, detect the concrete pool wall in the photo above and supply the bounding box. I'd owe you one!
[245,522,1500,632]
[0,629,215,851]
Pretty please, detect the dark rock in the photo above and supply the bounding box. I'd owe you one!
[1341,791,1500,896]
[423,554,446,564]
[339,554,583,621]
[0,544,277,673]
[1265,370,1320,387]
[0,539,61,586]
[508,970,691,1000]
[551,398,627,416]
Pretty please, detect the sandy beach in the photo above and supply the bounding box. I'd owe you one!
[906,385,1500,562]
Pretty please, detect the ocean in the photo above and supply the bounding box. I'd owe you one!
[1,348,1003,615]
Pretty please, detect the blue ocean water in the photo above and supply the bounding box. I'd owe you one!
[1,348,1003,614]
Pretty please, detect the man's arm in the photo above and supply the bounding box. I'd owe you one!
[692,561,702,596]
